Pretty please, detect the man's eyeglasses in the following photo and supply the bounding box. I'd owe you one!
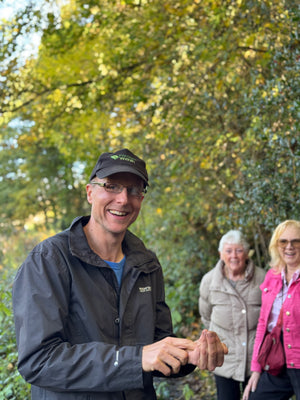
[90,181,146,199]
[277,239,300,249]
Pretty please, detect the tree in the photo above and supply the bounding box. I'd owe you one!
[0,0,299,320]
[0,2,299,397]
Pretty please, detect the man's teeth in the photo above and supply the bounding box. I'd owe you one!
[110,210,127,216]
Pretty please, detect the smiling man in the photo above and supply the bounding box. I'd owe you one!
[13,148,227,400]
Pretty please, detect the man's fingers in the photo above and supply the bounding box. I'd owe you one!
[222,342,228,354]
[153,351,182,375]
[161,338,195,366]
[196,330,227,371]
[167,337,197,351]
[197,330,209,369]
[206,331,222,371]
[142,333,227,376]
[142,337,193,376]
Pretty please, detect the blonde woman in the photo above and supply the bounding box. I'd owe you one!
[243,220,300,400]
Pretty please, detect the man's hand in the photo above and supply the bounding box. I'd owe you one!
[142,337,196,376]
[142,331,228,376]
[188,329,228,371]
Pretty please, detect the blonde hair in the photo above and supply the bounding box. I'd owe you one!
[269,220,300,272]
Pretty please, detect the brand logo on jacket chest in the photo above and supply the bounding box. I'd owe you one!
[139,286,152,293]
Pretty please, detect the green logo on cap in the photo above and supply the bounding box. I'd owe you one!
[110,155,136,164]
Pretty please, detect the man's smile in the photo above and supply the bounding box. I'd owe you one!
[109,209,129,217]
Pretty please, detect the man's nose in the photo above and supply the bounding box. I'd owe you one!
[115,187,129,202]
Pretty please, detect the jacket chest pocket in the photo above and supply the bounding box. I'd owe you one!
[209,289,236,330]
[120,278,155,344]
[210,288,232,305]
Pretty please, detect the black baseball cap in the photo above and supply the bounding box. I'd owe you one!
[89,149,149,186]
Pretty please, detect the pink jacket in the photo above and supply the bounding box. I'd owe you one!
[251,268,300,372]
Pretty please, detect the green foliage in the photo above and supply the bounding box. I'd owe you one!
[1,0,299,327]
[154,369,217,400]
[182,383,195,400]
[1,0,299,244]
[0,0,299,395]
[0,228,56,399]
[155,380,171,399]
[0,270,30,400]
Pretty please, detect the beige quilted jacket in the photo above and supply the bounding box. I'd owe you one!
[199,259,266,381]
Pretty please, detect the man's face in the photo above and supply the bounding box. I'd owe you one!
[86,172,144,236]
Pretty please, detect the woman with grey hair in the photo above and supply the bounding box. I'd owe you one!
[199,230,266,400]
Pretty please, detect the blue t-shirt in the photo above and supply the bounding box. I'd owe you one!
[105,256,126,286]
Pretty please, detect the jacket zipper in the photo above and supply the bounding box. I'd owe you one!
[114,350,119,367]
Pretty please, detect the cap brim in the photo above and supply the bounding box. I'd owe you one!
[95,166,148,185]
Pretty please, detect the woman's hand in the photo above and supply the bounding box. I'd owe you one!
[242,371,261,400]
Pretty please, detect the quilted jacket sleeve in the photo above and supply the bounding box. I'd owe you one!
[198,272,213,329]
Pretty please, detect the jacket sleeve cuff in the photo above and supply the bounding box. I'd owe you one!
[251,360,263,373]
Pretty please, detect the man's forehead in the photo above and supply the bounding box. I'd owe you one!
[102,172,144,184]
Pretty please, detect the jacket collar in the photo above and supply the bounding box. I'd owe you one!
[218,258,255,282]
[68,216,159,273]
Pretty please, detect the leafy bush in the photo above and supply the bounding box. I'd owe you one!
[0,270,30,400]
[0,228,55,399]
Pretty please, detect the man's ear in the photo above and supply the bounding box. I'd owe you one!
[86,183,93,205]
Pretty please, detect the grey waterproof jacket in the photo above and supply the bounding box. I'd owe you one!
[13,216,194,400]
